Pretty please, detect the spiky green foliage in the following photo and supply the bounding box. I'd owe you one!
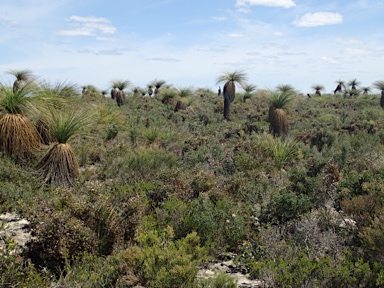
[348,79,361,89]
[0,84,32,114]
[216,71,248,88]
[111,79,131,91]
[269,91,294,109]
[45,108,93,144]
[178,86,194,98]
[38,80,79,98]
[242,84,257,101]
[276,84,298,95]
[373,80,384,91]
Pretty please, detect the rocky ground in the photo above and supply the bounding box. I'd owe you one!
[1,213,262,287]
[197,253,263,288]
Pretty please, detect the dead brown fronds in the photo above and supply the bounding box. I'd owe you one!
[0,113,41,161]
[270,108,288,137]
[36,143,79,187]
[35,118,55,145]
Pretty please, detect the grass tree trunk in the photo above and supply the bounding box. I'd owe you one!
[223,97,231,120]
[381,91,384,108]
[223,81,235,120]
[116,90,124,106]
[270,108,288,138]
[111,88,117,100]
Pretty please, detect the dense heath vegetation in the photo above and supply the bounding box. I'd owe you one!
[2,70,384,287]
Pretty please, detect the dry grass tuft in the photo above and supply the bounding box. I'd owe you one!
[0,113,41,161]
[36,143,79,187]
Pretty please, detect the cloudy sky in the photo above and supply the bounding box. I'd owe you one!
[0,0,383,93]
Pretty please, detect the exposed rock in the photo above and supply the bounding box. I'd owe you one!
[0,213,33,252]
[197,253,264,288]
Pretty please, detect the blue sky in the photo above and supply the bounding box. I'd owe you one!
[0,0,383,94]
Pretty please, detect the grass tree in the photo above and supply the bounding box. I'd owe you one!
[362,87,371,94]
[348,79,360,90]
[311,84,325,96]
[373,80,384,108]
[35,107,93,187]
[34,80,80,145]
[111,79,131,106]
[0,82,41,162]
[242,84,257,102]
[147,83,154,96]
[216,70,248,120]
[153,79,167,95]
[6,69,34,93]
[276,84,298,95]
[177,86,194,98]
[132,86,144,97]
[334,80,345,94]
[268,91,294,138]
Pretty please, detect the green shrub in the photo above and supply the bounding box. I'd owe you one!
[262,189,312,223]
[0,239,51,287]
[124,228,206,288]
[183,195,247,252]
[197,272,237,288]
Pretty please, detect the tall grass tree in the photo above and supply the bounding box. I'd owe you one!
[216,70,248,120]
[373,80,384,108]
[334,80,345,94]
[35,107,94,187]
[0,82,41,162]
[111,79,131,106]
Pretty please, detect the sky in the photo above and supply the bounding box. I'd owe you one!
[0,0,383,94]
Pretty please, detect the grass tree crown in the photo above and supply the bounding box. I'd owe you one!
[269,91,294,109]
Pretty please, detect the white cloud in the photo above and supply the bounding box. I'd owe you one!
[236,0,296,8]
[211,16,227,21]
[344,48,371,57]
[335,37,362,45]
[226,33,244,38]
[56,15,117,37]
[320,56,340,64]
[293,12,343,27]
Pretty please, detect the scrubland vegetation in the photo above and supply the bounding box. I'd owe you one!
[2,70,384,287]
